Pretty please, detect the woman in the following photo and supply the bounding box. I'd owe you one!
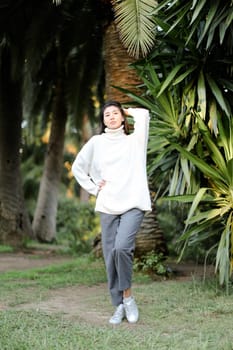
[72,100,151,325]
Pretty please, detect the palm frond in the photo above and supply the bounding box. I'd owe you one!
[52,0,62,5]
[113,0,157,58]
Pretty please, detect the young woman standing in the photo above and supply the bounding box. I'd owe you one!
[72,100,151,325]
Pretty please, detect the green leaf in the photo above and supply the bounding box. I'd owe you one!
[197,0,220,48]
[216,222,231,286]
[185,188,208,228]
[180,157,191,187]
[165,3,190,36]
[158,64,185,96]
[173,66,196,85]
[190,0,206,24]
[219,8,233,44]
[197,116,229,178]
[227,159,233,187]
[172,143,227,186]
[169,158,180,195]
[112,85,154,110]
[143,65,175,117]
[187,208,224,225]
[197,70,206,119]
[217,117,233,161]
[152,0,173,14]
[206,74,230,116]
[164,194,196,203]
[178,219,217,244]
[208,101,218,136]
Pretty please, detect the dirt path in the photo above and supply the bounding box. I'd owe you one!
[15,284,110,325]
[0,252,110,325]
[0,251,73,272]
[0,252,215,326]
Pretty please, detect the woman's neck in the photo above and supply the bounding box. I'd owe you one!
[104,125,124,134]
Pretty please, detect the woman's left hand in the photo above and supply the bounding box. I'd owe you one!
[98,179,106,192]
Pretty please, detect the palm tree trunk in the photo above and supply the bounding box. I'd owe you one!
[135,192,168,258]
[0,47,32,246]
[104,23,142,104]
[33,78,67,242]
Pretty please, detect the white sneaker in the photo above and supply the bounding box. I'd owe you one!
[123,297,139,323]
[109,304,125,325]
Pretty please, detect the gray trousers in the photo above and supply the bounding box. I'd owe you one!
[100,208,144,306]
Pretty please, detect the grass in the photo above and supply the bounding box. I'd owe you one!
[0,245,14,253]
[1,254,233,349]
[0,255,108,306]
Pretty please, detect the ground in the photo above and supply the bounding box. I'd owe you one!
[0,251,215,326]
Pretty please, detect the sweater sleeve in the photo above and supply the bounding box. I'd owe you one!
[127,107,150,151]
[71,138,99,196]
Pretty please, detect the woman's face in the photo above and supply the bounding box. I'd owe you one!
[103,105,124,129]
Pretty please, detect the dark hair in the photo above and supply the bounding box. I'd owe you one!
[99,100,130,135]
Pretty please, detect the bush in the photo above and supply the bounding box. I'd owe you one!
[57,197,100,254]
[134,251,167,276]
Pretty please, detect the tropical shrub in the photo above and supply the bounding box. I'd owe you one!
[168,116,233,290]
[119,0,233,287]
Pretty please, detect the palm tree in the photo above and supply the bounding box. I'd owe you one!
[32,71,68,242]
[103,0,157,102]
[0,0,104,245]
[27,0,104,242]
[0,1,34,245]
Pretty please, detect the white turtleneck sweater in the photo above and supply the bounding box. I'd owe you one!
[72,108,152,214]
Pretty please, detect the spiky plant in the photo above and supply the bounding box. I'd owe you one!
[167,115,233,290]
[116,0,233,287]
